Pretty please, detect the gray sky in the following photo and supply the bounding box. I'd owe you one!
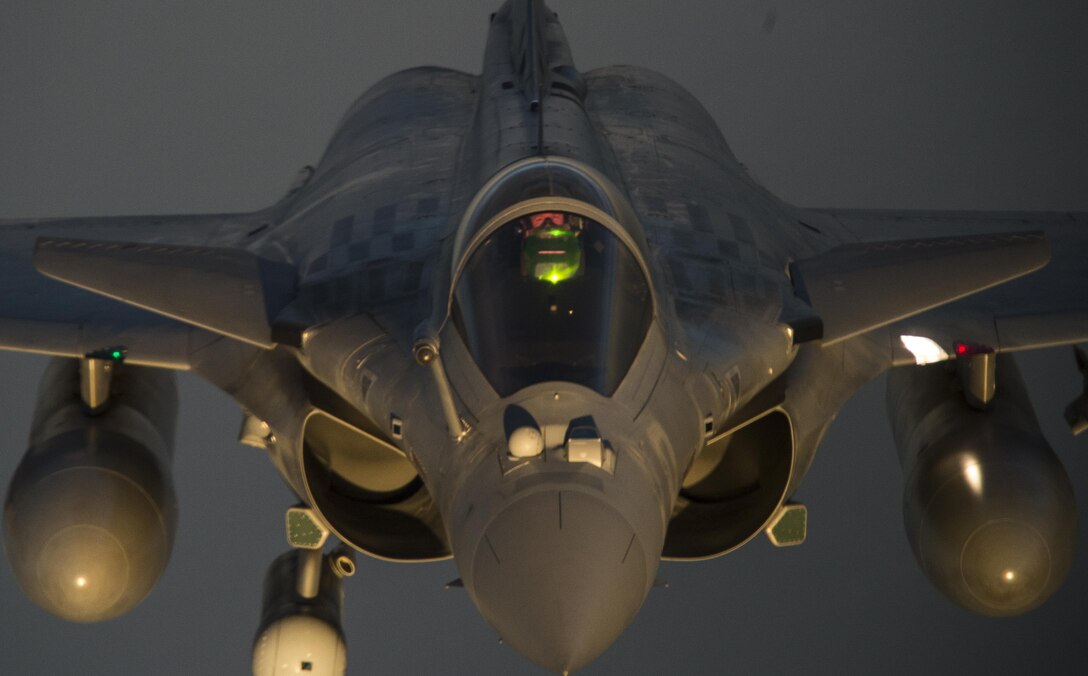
[1,2,1087,674]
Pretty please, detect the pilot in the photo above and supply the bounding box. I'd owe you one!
[519,211,585,284]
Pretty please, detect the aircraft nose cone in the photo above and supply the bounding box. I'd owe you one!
[469,489,650,673]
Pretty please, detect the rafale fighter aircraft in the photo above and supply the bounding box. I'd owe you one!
[2,1,1087,673]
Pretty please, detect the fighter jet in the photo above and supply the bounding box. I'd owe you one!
[2,1,1086,673]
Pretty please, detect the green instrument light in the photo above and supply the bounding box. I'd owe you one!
[523,226,583,284]
[111,350,123,361]
[538,261,580,284]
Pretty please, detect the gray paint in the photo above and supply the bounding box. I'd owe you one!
[1,2,1087,674]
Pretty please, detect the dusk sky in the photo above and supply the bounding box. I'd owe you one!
[1,2,1086,673]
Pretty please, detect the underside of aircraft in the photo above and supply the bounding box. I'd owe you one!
[2,1,1086,673]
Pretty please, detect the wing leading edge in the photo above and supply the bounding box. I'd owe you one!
[799,208,1088,360]
[789,230,1050,346]
[0,213,270,367]
[34,237,296,349]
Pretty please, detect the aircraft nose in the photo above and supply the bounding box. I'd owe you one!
[468,489,650,673]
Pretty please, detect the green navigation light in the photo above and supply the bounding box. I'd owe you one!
[85,346,126,362]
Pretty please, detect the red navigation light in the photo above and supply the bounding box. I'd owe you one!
[953,341,994,357]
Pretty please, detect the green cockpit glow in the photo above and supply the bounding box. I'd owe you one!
[521,216,584,284]
[539,260,580,284]
[453,207,654,397]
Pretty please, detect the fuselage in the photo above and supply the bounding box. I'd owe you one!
[3,2,1083,674]
[199,2,884,670]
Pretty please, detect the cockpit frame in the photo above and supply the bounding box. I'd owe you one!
[445,156,658,328]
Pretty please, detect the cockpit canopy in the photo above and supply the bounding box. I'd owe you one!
[453,208,652,397]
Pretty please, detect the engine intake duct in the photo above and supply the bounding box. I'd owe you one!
[300,409,449,561]
[887,355,1075,616]
[3,358,178,622]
